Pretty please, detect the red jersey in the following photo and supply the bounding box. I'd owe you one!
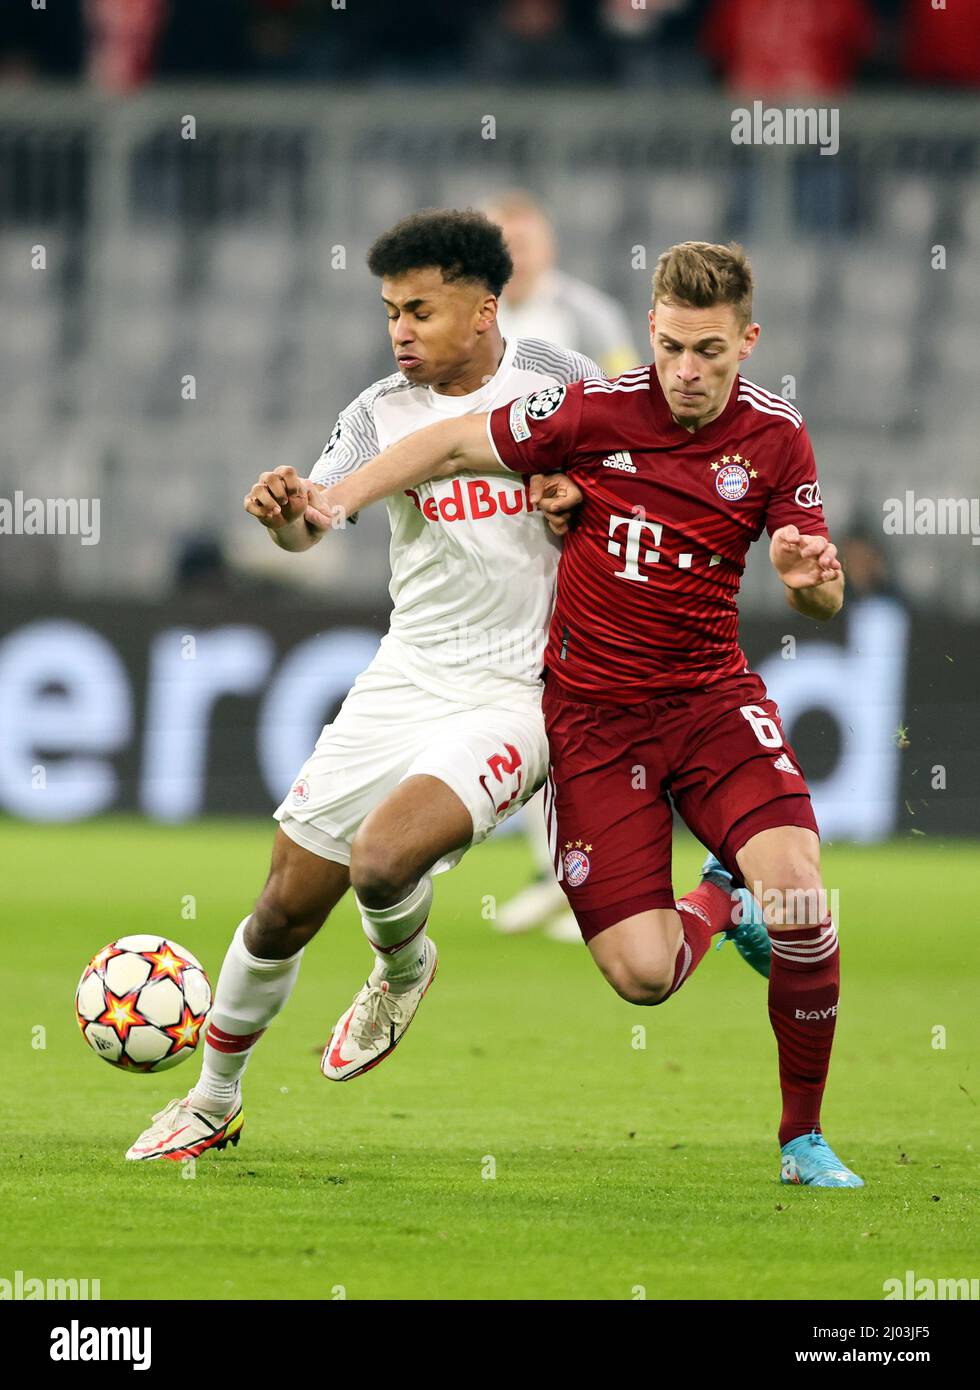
[487,366,829,704]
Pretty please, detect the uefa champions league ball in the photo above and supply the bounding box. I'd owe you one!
[75,936,212,1073]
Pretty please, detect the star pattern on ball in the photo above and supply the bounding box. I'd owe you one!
[145,943,188,985]
[88,943,123,976]
[165,1005,206,1052]
[97,989,144,1042]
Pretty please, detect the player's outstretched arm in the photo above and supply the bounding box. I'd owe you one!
[770,525,844,620]
[304,414,501,529]
[243,465,326,552]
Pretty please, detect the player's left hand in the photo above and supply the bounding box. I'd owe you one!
[770,525,842,588]
[530,473,583,536]
[303,483,349,533]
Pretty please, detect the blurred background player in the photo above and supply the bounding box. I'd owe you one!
[486,190,640,941]
[488,190,640,376]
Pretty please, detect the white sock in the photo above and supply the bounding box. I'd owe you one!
[190,918,304,1112]
[356,878,432,991]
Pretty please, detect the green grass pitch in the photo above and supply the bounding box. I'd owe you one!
[1,817,977,1301]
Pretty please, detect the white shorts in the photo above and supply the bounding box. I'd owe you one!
[274,653,548,873]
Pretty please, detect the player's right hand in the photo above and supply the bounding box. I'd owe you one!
[243,466,310,529]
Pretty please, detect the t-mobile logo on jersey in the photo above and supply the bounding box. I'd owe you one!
[404,477,533,524]
[607,513,697,579]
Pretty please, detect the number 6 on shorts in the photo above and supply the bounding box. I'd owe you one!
[739,703,783,749]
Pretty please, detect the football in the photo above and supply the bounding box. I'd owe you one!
[75,935,212,1073]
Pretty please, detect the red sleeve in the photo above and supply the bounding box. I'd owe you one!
[487,381,585,476]
[765,423,830,538]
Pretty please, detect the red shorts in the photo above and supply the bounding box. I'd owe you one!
[541,669,818,941]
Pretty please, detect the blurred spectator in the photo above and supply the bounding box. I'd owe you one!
[174,532,314,601]
[841,522,904,602]
[174,535,234,595]
[3,0,962,90]
[901,0,980,87]
[487,190,641,373]
[598,0,711,86]
[701,0,877,95]
[85,0,168,92]
[475,0,605,82]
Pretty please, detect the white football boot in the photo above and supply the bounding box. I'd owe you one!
[125,1093,244,1161]
[321,939,438,1081]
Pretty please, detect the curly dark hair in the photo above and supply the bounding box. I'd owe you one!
[367,209,513,296]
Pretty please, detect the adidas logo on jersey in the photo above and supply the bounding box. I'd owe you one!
[602,451,636,473]
[773,754,798,775]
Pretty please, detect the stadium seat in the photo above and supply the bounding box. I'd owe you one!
[873,176,938,244]
[204,228,298,304]
[98,229,182,300]
[646,174,726,248]
[0,230,68,297]
[837,250,920,323]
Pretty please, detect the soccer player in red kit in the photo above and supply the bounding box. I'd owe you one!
[306,241,863,1188]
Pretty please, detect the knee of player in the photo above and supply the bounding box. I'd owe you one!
[760,870,828,927]
[251,889,321,951]
[604,958,673,1007]
[349,834,415,908]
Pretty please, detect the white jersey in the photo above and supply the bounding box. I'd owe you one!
[310,336,601,708]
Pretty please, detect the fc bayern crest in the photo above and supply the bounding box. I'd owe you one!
[715,463,750,501]
[291,778,310,806]
[524,385,566,420]
[563,848,591,887]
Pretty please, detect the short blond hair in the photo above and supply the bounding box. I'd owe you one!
[652,241,754,327]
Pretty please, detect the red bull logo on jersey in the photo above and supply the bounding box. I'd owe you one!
[404,477,534,524]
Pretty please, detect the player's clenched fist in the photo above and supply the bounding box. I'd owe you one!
[769,525,842,589]
[529,473,583,536]
[243,466,310,529]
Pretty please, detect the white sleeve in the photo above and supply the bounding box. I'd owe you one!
[309,390,382,488]
[512,336,605,386]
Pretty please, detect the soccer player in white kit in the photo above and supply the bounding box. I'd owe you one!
[124,209,599,1160]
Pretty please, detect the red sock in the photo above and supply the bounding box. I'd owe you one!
[767,918,840,1146]
[657,881,736,1003]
